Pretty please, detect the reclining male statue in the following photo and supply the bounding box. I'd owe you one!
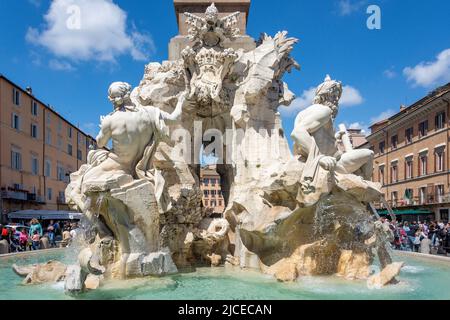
[67,82,187,279]
[291,75,375,205]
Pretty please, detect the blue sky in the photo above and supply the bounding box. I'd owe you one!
[0,0,449,147]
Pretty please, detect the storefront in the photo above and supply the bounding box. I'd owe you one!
[377,209,434,223]
[7,210,82,225]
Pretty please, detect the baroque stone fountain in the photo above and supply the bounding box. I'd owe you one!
[14,2,404,294]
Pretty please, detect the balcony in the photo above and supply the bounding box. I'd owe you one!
[377,193,450,209]
[1,189,27,201]
[1,187,45,204]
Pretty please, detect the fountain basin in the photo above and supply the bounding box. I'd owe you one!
[0,250,449,300]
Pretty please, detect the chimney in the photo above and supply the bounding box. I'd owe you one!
[400,104,407,112]
[26,86,33,95]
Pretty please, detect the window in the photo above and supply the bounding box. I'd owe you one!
[391,192,398,207]
[46,112,51,125]
[45,159,51,177]
[68,126,72,138]
[211,200,216,207]
[57,164,65,181]
[419,187,427,204]
[436,185,444,203]
[11,113,20,130]
[405,189,413,205]
[405,159,413,179]
[31,101,38,116]
[211,190,216,196]
[58,191,65,203]
[210,178,215,185]
[379,141,385,154]
[66,168,72,183]
[58,119,62,133]
[12,88,20,106]
[203,190,209,197]
[67,144,73,156]
[391,135,398,149]
[436,150,445,172]
[390,163,398,183]
[218,200,222,206]
[57,136,63,150]
[11,150,22,171]
[435,112,446,130]
[203,178,209,185]
[77,149,82,160]
[31,157,39,175]
[419,120,428,138]
[204,200,209,206]
[379,166,385,185]
[46,128,52,145]
[77,132,83,145]
[419,155,428,176]
[47,188,52,201]
[31,124,38,138]
[405,127,413,144]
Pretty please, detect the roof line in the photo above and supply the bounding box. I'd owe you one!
[368,82,450,138]
[0,73,96,140]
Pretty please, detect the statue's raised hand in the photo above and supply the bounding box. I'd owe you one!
[319,156,337,171]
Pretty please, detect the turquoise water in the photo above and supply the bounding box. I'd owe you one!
[1,250,449,300]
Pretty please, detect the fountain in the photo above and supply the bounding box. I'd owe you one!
[3,1,449,300]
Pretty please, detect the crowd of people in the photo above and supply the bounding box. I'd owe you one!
[0,219,80,254]
[385,218,450,255]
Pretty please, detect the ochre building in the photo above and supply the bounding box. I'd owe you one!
[365,82,450,222]
[0,75,96,222]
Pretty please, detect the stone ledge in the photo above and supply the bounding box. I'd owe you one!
[0,247,67,259]
[394,250,450,264]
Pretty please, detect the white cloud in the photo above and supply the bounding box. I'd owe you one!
[280,85,364,116]
[370,109,395,125]
[349,122,365,132]
[403,48,450,87]
[337,0,366,16]
[279,87,316,115]
[341,85,364,106]
[49,59,75,71]
[26,0,155,64]
[383,68,397,79]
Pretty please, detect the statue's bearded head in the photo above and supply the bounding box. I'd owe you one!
[108,82,132,110]
[313,75,343,118]
[205,3,219,24]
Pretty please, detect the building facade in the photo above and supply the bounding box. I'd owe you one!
[200,165,225,214]
[0,75,96,222]
[366,82,450,222]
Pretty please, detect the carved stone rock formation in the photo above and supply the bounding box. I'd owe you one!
[13,261,67,285]
[57,2,402,294]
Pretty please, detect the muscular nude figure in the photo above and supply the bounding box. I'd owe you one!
[291,75,374,180]
[82,82,186,185]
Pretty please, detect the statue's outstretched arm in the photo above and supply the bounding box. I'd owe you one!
[96,117,112,149]
[160,93,187,125]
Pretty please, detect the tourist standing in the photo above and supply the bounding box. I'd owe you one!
[47,220,56,247]
[9,228,21,252]
[31,230,40,250]
[19,228,29,251]
[29,218,43,238]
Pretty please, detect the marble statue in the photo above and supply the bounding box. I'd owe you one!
[291,75,375,205]
[53,2,403,294]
